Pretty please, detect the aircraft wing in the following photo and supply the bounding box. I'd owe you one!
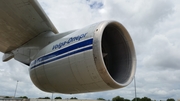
[0,0,58,53]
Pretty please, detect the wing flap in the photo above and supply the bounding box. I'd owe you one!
[0,0,58,53]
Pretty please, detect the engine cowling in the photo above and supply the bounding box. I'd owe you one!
[29,21,136,94]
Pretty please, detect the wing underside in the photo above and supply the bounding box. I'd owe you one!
[0,0,58,53]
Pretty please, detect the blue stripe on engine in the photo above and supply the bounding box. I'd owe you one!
[42,38,93,61]
[30,38,93,69]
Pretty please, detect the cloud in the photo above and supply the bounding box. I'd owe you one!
[142,34,180,70]
[0,0,180,100]
[127,0,173,29]
[86,0,104,9]
[38,0,104,32]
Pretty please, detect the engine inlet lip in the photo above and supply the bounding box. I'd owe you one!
[93,20,136,89]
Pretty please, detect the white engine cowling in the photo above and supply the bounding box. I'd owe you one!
[29,21,136,94]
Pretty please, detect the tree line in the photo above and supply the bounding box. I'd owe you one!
[3,95,175,101]
[97,96,175,101]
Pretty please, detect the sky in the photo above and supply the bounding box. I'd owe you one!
[0,0,180,100]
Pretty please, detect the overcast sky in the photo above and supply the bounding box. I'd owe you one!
[0,0,180,100]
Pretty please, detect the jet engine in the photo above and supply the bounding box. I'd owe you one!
[29,21,136,94]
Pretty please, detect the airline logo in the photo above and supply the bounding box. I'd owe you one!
[52,33,87,50]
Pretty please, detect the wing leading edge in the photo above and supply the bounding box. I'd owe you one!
[0,0,58,53]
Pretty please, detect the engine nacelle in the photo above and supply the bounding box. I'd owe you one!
[29,21,136,94]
